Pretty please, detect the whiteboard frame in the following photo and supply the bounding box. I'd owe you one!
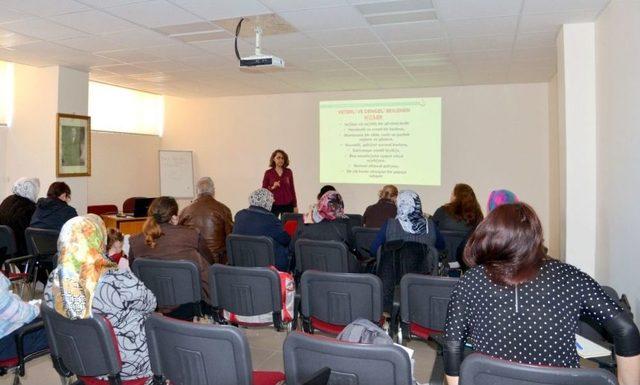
[158,150,195,199]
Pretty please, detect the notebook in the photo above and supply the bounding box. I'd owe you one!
[576,334,611,358]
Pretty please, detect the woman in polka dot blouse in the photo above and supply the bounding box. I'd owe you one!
[443,202,640,385]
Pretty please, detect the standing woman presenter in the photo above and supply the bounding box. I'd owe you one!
[262,149,298,218]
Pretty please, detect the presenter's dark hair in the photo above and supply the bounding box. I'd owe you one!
[269,149,289,168]
[463,202,546,286]
[143,196,178,248]
[317,185,336,200]
[47,182,71,199]
[445,183,483,226]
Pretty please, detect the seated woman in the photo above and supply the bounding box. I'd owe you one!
[433,183,483,233]
[362,185,398,228]
[29,181,78,232]
[444,203,640,385]
[370,190,444,256]
[233,188,291,271]
[0,177,40,259]
[129,196,213,319]
[299,190,350,244]
[44,216,156,383]
[486,188,518,212]
[0,272,47,362]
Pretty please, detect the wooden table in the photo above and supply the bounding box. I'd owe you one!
[101,214,147,235]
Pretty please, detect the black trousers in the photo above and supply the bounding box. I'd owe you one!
[271,204,294,219]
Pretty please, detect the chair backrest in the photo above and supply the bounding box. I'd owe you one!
[87,204,118,216]
[301,270,383,326]
[284,332,412,385]
[132,258,201,308]
[439,230,468,264]
[400,274,459,331]
[209,264,281,317]
[145,313,255,385]
[352,226,379,258]
[382,240,439,277]
[122,197,142,214]
[0,225,17,259]
[41,305,121,378]
[295,239,351,274]
[24,227,59,257]
[345,214,363,229]
[459,353,618,385]
[226,234,275,267]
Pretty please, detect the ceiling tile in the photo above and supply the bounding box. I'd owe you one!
[57,36,126,52]
[192,38,253,57]
[95,48,162,62]
[0,28,39,48]
[434,0,523,20]
[519,9,601,33]
[327,43,390,59]
[512,46,556,62]
[450,34,513,52]
[1,18,87,40]
[366,10,437,25]
[372,20,443,42]
[280,6,368,31]
[396,52,450,66]
[103,29,173,48]
[305,27,380,46]
[386,38,447,55]
[92,63,149,75]
[291,59,350,70]
[107,0,204,27]
[260,33,320,51]
[356,0,435,15]
[175,54,235,69]
[76,0,148,7]
[0,6,31,24]
[139,43,207,59]
[170,0,271,19]
[346,55,401,68]
[259,0,348,12]
[60,54,122,69]
[514,30,557,49]
[444,15,518,38]
[50,9,137,34]
[133,59,191,72]
[522,0,609,14]
[0,0,89,17]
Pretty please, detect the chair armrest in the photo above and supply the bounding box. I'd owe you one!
[3,254,36,270]
[14,320,46,375]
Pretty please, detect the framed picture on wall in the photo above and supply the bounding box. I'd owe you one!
[56,113,91,177]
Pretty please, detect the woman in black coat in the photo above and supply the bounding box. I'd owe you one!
[0,178,40,258]
[30,181,78,232]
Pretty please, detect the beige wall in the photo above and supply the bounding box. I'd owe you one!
[164,82,557,255]
[547,74,560,259]
[87,131,160,208]
[595,0,640,312]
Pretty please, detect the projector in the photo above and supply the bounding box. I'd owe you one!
[239,54,284,68]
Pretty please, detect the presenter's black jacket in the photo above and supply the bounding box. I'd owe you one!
[30,197,78,232]
[0,194,36,256]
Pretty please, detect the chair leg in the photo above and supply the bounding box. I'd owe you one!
[12,372,21,385]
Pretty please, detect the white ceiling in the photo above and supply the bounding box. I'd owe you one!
[0,0,610,97]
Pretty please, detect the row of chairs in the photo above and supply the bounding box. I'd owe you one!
[87,196,146,215]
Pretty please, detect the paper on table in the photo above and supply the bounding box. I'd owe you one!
[576,334,611,358]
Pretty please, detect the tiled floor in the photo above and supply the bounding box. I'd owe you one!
[0,323,439,385]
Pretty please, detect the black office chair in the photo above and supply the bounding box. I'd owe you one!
[459,353,618,385]
[208,264,286,331]
[399,274,459,384]
[132,258,203,319]
[24,227,59,295]
[283,332,412,385]
[0,320,48,385]
[295,239,359,274]
[145,313,285,385]
[300,270,383,335]
[0,225,33,298]
[351,226,379,260]
[226,234,276,267]
[439,229,468,267]
[41,305,137,385]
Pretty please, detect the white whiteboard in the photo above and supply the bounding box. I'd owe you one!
[159,150,194,198]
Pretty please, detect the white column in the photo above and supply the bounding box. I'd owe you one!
[556,24,597,276]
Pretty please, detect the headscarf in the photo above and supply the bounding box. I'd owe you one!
[487,189,519,212]
[249,188,274,211]
[396,190,428,234]
[50,216,117,319]
[12,177,40,203]
[312,191,346,223]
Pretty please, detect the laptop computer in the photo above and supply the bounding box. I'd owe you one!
[133,198,154,218]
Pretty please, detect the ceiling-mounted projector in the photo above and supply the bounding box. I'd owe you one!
[236,23,285,70]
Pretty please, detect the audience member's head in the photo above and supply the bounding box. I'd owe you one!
[396,190,427,235]
[269,149,289,168]
[143,196,179,248]
[51,215,116,319]
[313,191,345,222]
[446,183,483,226]
[196,177,215,197]
[47,181,71,202]
[378,185,398,201]
[106,228,124,257]
[487,189,519,212]
[12,177,40,203]
[464,202,545,286]
[317,185,336,200]
[249,188,275,211]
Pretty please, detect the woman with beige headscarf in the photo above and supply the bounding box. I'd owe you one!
[0,177,40,258]
[44,215,156,383]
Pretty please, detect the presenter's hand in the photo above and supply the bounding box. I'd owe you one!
[272,181,281,189]
[293,207,298,213]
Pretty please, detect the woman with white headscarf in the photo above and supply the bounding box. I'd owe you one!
[0,177,40,257]
[232,188,292,271]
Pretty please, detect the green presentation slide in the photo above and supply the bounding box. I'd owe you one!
[319,97,442,185]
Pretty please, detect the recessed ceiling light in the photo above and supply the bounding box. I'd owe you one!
[366,10,437,25]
